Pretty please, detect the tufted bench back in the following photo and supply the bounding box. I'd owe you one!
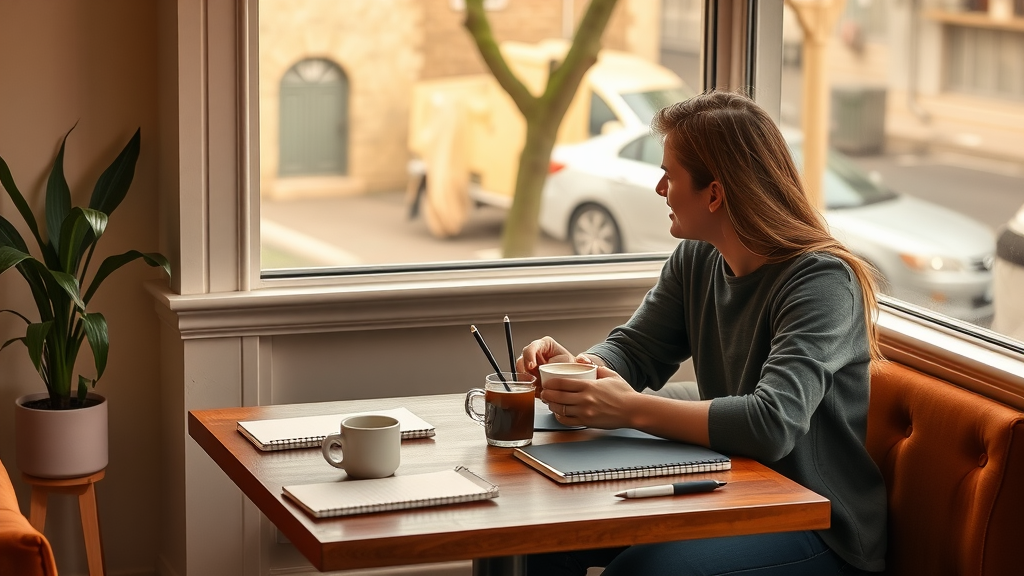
[866,362,1024,576]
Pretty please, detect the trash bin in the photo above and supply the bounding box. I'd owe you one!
[830,84,886,155]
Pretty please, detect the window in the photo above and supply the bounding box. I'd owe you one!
[947,26,1024,101]
[250,0,1024,344]
[589,93,618,137]
[782,0,1024,338]
[258,0,701,273]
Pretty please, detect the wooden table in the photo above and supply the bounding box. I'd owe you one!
[188,394,830,575]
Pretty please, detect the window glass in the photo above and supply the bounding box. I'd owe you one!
[259,1,702,271]
[589,93,619,137]
[620,87,691,126]
[618,136,644,162]
[782,0,1024,340]
[640,135,664,167]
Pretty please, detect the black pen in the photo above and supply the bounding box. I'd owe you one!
[503,315,516,375]
[614,480,725,499]
[470,325,510,388]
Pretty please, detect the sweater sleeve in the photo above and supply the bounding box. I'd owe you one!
[707,256,870,461]
[586,242,694,391]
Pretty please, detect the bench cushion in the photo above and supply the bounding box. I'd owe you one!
[0,458,57,576]
[867,363,1024,576]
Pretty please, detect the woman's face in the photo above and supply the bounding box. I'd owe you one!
[655,140,714,241]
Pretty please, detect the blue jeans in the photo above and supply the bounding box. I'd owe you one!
[527,531,879,576]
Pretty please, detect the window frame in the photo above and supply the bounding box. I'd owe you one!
[163,0,1024,397]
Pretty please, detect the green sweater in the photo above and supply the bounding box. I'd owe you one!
[588,240,887,572]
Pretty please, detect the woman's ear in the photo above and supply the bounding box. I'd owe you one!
[707,181,725,213]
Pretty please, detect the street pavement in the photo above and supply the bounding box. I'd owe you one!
[261,191,573,270]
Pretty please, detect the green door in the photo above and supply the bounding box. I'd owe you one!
[279,58,348,176]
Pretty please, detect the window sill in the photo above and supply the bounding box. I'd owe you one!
[148,260,663,339]
[878,306,1024,411]
[148,259,1024,410]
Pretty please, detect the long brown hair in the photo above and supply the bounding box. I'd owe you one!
[652,90,883,363]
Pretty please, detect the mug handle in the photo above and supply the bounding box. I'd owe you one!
[321,432,345,468]
[464,388,486,426]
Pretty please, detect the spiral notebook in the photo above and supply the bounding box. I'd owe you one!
[513,430,730,484]
[282,466,499,518]
[237,407,435,451]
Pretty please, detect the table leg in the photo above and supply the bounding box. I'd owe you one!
[472,555,526,576]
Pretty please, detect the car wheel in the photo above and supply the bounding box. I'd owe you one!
[569,204,622,255]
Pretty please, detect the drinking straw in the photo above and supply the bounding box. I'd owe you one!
[470,325,511,390]
[504,315,516,376]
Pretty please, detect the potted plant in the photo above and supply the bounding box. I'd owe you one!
[1,125,170,478]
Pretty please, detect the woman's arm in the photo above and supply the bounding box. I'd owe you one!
[541,365,712,446]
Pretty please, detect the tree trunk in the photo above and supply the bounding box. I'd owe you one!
[502,119,560,257]
[464,0,620,258]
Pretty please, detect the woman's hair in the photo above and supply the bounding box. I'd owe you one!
[651,90,883,363]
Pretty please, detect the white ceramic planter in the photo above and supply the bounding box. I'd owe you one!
[15,392,108,479]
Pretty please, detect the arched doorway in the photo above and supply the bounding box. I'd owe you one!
[278,58,349,176]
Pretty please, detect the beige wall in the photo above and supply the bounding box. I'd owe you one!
[0,2,165,575]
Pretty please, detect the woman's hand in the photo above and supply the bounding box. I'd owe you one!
[541,366,637,430]
[516,336,575,381]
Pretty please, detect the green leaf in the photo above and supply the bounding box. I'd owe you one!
[0,309,32,324]
[58,207,107,274]
[89,128,140,216]
[81,312,108,381]
[83,250,170,304]
[0,153,45,251]
[1,336,26,354]
[48,269,85,310]
[14,256,85,311]
[0,245,32,274]
[45,125,76,250]
[78,375,90,404]
[25,321,53,374]
[0,249,58,321]
[0,213,29,252]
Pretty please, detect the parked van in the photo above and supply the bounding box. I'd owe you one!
[406,39,692,237]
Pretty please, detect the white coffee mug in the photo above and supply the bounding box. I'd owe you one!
[321,414,400,479]
[539,362,598,386]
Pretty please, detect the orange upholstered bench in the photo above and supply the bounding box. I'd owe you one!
[0,457,58,576]
[866,362,1024,576]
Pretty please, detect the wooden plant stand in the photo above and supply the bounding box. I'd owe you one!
[23,469,106,576]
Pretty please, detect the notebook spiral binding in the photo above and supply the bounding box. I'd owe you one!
[263,428,436,450]
[317,466,498,517]
[566,459,730,483]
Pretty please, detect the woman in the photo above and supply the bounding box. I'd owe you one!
[520,91,887,575]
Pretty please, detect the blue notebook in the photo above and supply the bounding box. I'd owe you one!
[513,429,730,484]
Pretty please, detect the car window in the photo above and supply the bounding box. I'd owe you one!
[618,135,663,167]
[789,144,898,209]
[640,135,663,166]
[620,87,690,126]
[590,93,618,137]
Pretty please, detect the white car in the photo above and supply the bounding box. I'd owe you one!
[539,127,996,323]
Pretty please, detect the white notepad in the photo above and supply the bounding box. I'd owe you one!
[236,407,435,451]
[282,467,499,518]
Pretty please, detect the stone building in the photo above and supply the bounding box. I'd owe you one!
[259,0,659,200]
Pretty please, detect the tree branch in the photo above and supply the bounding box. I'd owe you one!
[463,0,537,117]
[543,0,619,121]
